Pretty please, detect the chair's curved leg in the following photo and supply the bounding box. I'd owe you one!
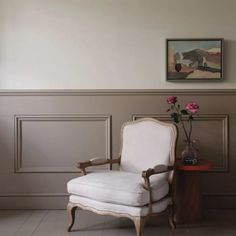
[67,202,78,232]
[133,216,146,236]
[168,204,176,229]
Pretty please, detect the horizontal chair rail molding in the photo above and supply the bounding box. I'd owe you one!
[0,89,236,96]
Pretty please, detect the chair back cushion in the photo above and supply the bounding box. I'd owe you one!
[120,118,177,174]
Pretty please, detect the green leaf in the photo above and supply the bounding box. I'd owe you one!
[177,104,180,109]
[181,109,188,115]
[171,113,181,123]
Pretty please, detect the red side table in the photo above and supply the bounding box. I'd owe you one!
[174,159,213,225]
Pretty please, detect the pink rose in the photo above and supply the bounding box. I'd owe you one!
[167,96,177,104]
[185,102,199,114]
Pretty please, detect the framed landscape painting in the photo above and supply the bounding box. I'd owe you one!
[166,38,223,81]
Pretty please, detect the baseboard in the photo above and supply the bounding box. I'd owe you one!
[0,195,68,209]
[0,194,236,209]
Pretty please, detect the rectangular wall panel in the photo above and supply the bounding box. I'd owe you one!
[15,115,111,173]
[133,114,228,172]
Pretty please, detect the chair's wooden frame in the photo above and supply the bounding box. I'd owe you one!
[67,118,178,236]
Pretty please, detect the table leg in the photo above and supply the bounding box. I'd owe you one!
[174,171,202,224]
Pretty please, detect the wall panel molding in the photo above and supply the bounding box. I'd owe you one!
[0,91,234,209]
[1,89,236,96]
[133,114,229,172]
[14,115,111,173]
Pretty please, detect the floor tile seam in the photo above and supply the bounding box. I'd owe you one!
[30,210,49,236]
[13,210,34,236]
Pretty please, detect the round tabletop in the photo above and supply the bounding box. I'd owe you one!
[176,159,214,171]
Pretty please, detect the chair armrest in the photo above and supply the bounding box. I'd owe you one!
[78,157,121,175]
[142,165,174,179]
[142,165,174,190]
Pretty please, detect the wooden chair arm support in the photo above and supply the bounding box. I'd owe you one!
[142,165,174,189]
[142,165,174,179]
[78,157,121,175]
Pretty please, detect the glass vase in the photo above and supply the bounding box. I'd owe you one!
[181,140,199,165]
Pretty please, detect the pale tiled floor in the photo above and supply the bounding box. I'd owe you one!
[0,209,236,236]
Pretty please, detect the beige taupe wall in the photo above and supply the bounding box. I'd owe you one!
[0,0,236,89]
[0,90,235,209]
[0,1,236,209]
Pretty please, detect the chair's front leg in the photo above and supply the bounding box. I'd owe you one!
[67,202,78,232]
[133,216,146,236]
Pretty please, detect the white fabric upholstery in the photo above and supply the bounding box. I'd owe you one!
[70,195,171,217]
[67,118,177,223]
[67,171,169,207]
[120,120,174,173]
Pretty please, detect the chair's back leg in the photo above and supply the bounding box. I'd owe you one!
[67,202,78,232]
[133,216,146,236]
[168,204,176,229]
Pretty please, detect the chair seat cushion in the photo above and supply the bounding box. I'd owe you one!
[67,171,169,207]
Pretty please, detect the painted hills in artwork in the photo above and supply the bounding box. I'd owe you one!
[167,40,222,80]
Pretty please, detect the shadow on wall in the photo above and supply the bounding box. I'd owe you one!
[223,39,235,82]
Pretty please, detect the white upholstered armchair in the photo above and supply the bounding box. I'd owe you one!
[67,118,178,236]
